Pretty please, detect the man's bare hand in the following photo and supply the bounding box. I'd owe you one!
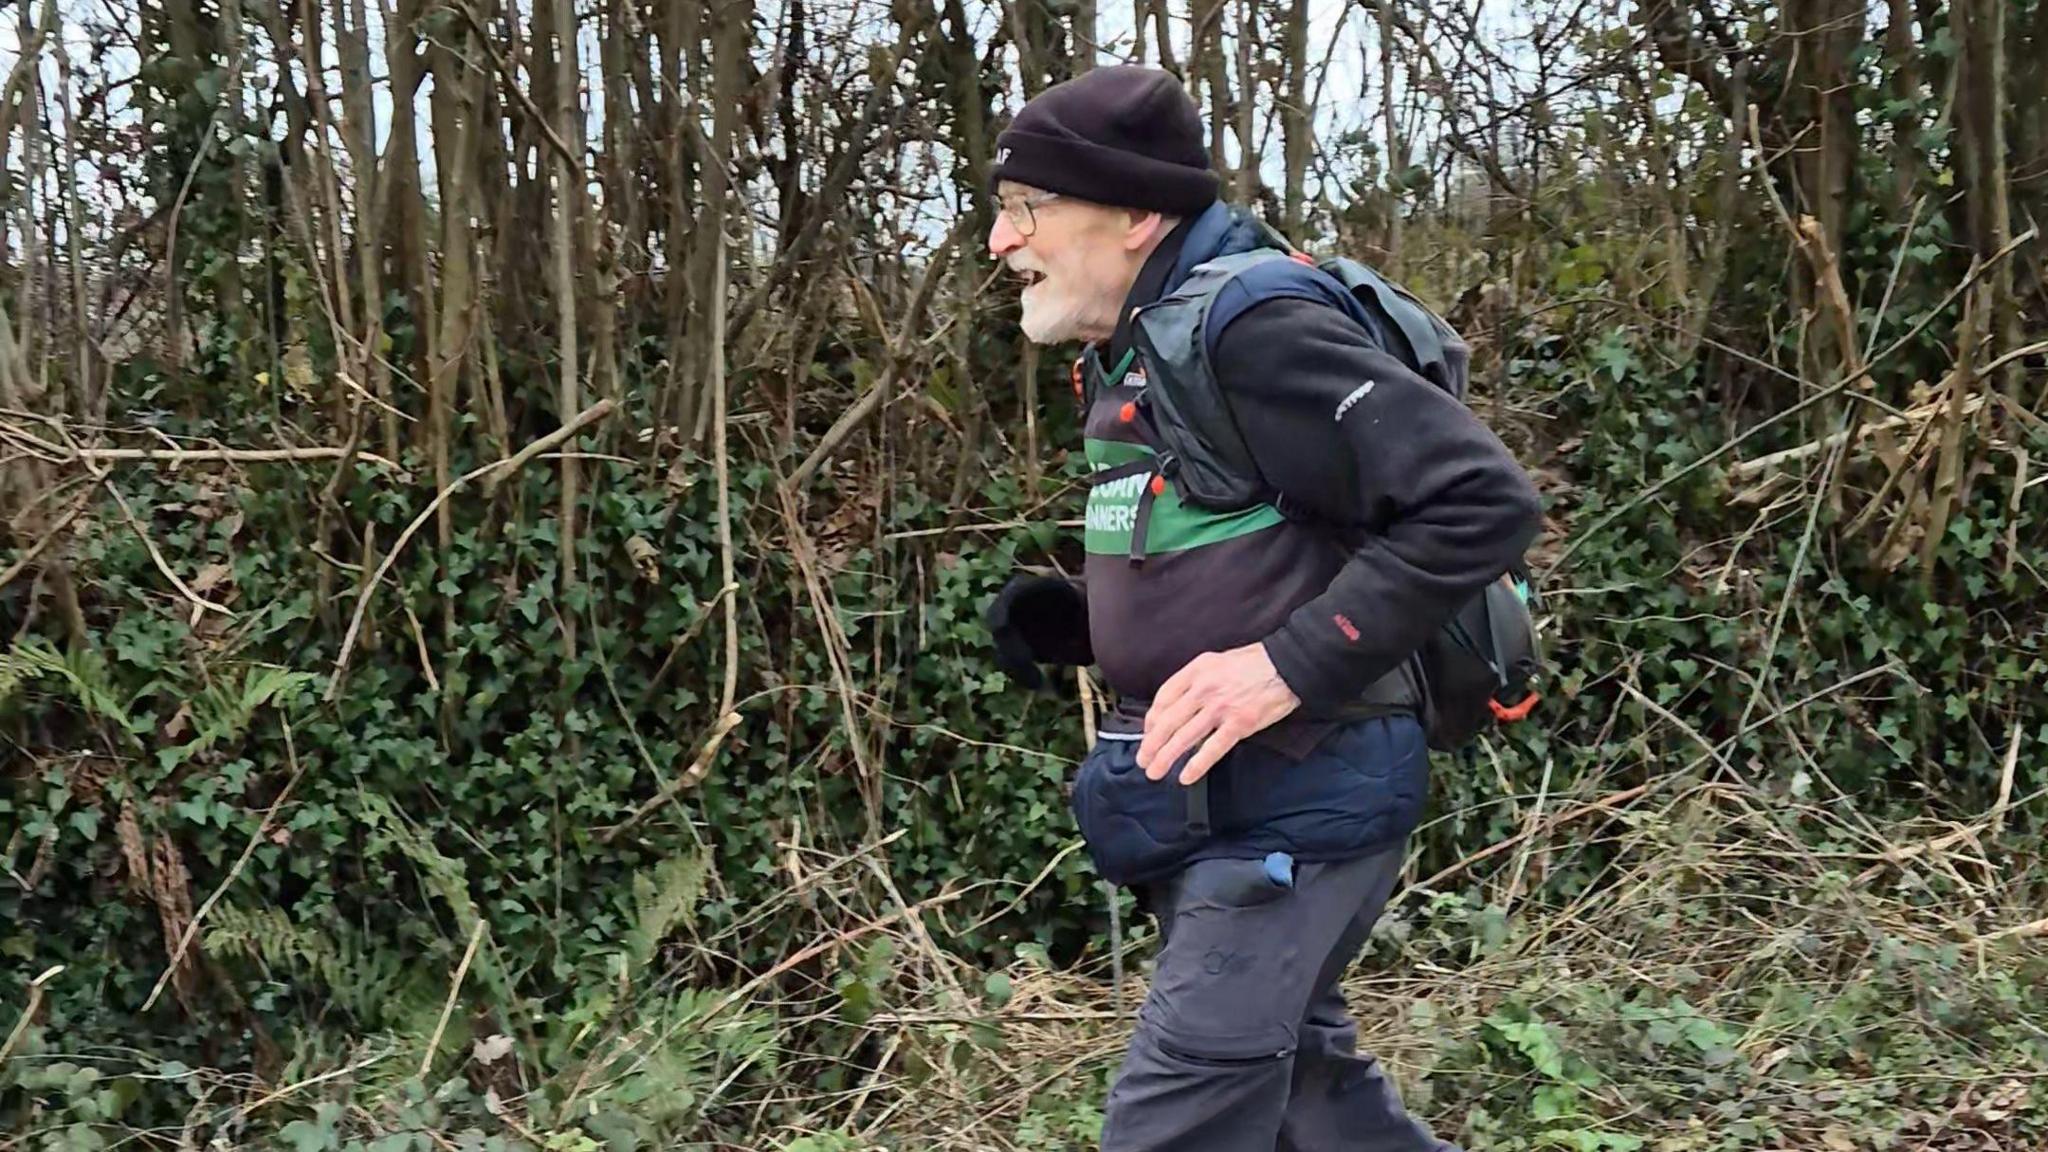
[1137,642,1301,785]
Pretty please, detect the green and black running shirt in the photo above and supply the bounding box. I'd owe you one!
[1079,345,1350,713]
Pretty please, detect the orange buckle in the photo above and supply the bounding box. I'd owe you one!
[1150,475,1167,496]
[1489,692,1539,723]
[1289,250,1316,265]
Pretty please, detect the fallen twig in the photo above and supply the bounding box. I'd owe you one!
[420,918,488,1078]
[773,482,878,818]
[1992,719,2022,837]
[598,710,743,844]
[1731,394,1986,480]
[102,475,233,621]
[327,399,618,697]
[0,490,92,593]
[226,1049,392,1125]
[81,445,402,470]
[0,423,406,472]
[1408,784,1654,896]
[1544,381,1874,577]
[784,231,962,493]
[142,717,311,1012]
[0,964,63,1065]
[1977,916,2048,943]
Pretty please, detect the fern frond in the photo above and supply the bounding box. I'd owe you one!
[627,849,708,969]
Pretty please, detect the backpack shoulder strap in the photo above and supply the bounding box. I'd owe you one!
[1123,251,1290,510]
[1316,257,1471,400]
[1125,245,1471,508]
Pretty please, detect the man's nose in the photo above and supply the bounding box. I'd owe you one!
[988,210,1024,259]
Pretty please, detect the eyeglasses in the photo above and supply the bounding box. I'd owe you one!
[998,191,1062,237]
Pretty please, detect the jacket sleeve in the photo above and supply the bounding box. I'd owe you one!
[1210,297,1542,713]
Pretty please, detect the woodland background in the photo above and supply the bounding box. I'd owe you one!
[2,0,2046,1147]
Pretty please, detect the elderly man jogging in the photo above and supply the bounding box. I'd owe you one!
[981,65,1541,1151]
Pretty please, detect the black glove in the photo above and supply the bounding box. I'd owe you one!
[984,574,1093,691]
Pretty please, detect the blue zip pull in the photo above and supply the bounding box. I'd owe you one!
[1263,851,1295,889]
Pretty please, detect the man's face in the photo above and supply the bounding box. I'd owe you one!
[987,182,1151,346]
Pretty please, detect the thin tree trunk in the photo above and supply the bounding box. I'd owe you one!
[1010,1,1047,97]
[336,0,397,462]
[2023,0,2048,253]
[692,0,747,444]
[1180,0,1224,177]
[661,0,700,434]
[631,0,659,262]
[945,0,991,221]
[1074,0,1097,71]
[1922,286,1986,582]
[589,0,625,414]
[2024,3,2048,407]
[1233,0,1257,204]
[498,0,549,357]
[1883,0,1925,218]
[602,0,640,248]
[585,0,622,412]
[431,3,486,595]
[40,84,59,363]
[1984,0,2017,405]
[0,7,83,644]
[289,0,357,375]
[15,0,43,391]
[218,0,248,338]
[1020,338,1040,495]
[469,4,512,458]
[299,30,370,550]
[1155,0,1179,76]
[1951,0,2020,405]
[1282,0,1310,235]
[770,0,810,258]
[383,0,438,444]
[1681,59,1746,365]
[158,0,207,371]
[549,0,583,663]
[1784,0,1863,410]
[55,37,92,416]
[1380,0,1402,265]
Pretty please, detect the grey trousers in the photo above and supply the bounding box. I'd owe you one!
[1100,846,1460,1152]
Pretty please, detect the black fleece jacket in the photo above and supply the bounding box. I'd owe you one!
[1210,299,1542,712]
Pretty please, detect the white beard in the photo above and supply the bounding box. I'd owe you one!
[1018,280,1092,345]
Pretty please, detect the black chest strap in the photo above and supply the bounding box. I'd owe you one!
[1087,457,1168,565]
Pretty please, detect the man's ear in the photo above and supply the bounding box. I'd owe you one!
[1122,210,1169,252]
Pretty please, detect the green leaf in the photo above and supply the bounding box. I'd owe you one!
[983,971,1013,1007]
[281,1102,344,1152]
[53,1124,108,1152]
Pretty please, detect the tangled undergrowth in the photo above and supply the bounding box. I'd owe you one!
[11,762,2047,1152]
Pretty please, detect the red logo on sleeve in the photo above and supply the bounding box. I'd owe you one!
[1332,614,1361,642]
